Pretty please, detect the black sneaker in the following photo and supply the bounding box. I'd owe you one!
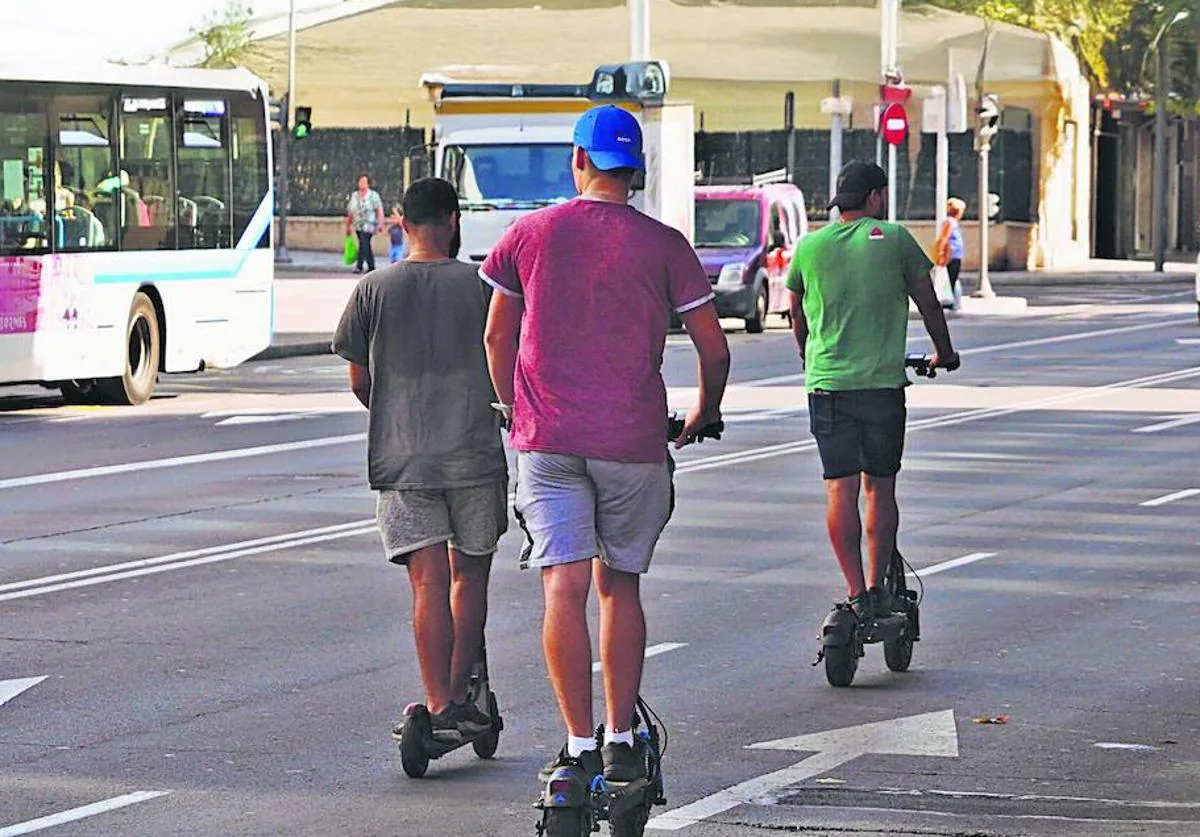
[452,700,492,737]
[868,586,894,618]
[847,593,873,623]
[602,740,646,783]
[538,745,602,785]
[390,706,460,742]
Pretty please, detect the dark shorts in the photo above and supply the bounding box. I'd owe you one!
[808,388,906,480]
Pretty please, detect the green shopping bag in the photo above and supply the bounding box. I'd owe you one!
[342,234,358,266]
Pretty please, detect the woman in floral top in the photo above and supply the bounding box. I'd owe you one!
[345,173,386,273]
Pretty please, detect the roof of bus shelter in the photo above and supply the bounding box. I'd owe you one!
[160,0,1084,131]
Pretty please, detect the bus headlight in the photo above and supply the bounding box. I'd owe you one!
[716,262,746,289]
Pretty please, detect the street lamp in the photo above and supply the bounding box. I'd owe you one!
[1151,7,1189,272]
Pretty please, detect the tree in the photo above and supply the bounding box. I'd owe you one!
[191,1,261,69]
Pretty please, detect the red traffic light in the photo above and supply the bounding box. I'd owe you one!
[881,102,908,146]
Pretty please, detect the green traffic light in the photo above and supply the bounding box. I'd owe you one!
[293,124,309,139]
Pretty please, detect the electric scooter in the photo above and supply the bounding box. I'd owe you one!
[812,354,950,687]
[534,416,723,835]
[396,643,504,777]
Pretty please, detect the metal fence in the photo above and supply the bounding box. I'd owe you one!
[275,125,1032,223]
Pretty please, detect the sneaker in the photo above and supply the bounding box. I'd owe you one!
[602,740,646,783]
[847,593,873,623]
[452,700,492,737]
[538,745,602,785]
[868,586,894,618]
[390,706,460,742]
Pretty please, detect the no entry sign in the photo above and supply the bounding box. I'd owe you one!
[881,102,908,146]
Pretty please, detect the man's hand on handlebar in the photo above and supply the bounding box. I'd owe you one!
[930,350,961,372]
[673,406,723,449]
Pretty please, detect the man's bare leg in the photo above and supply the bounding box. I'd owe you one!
[542,560,595,738]
[825,474,865,597]
[863,475,898,590]
[595,561,644,734]
[406,542,453,713]
[447,548,492,703]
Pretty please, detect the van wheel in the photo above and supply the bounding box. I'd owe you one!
[96,291,160,406]
[745,282,768,334]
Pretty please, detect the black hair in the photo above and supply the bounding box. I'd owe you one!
[402,177,461,226]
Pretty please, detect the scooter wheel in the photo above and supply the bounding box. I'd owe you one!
[824,643,859,687]
[609,801,650,837]
[539,807,587,837]
[885,612,916,672]
[472,691,501,759]
[399,710,431,778]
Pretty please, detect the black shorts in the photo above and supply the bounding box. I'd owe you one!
[808,388,906,480]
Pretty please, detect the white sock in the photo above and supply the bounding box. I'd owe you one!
[605,728,634,747]
[567,735,597,757]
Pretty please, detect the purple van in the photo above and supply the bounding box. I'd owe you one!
[693,183,808,333]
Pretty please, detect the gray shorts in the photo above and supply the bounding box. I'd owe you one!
[513,452,674,574]
[376,481,509,563]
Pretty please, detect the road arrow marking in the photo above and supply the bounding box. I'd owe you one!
[0,677,45,708]
[646,709,958,831]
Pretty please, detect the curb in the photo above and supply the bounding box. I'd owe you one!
[251,340,333,361]
[973,273,1193,289]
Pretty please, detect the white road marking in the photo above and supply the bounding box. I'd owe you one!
[647,710,958,830]
[591,642,687,673]
[1132,413,1200,433]
[1177,338,1200,345]
[0,521,375,602]
[1140,488,1200,508]
[909,552,996,578]
[214,414,308,426]
[1094,742,1159,752]
[0,433,366,491]
[0,791,170,837]
[0,677,45,707]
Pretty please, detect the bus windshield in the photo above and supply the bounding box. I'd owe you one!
[444,143,575,209]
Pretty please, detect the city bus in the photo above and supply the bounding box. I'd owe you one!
[0,61,273,405]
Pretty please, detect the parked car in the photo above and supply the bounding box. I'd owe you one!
[693,182,808,333]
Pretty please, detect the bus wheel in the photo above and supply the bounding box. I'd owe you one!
[97,292,161,406]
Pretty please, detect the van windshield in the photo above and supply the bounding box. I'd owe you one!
[694,199,761,247]
[443,143,575,209]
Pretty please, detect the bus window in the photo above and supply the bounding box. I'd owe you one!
[230,91,267,248]
[0,90,50,256]
[177,97,231,250]
[53,93,117,251]
[119,95,175,250]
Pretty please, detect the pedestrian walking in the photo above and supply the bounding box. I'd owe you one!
[345,173,386,274]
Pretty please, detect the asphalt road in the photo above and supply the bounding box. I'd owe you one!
[2,280,1199,837]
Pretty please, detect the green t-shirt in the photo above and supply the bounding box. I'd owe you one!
[786,218,932,392]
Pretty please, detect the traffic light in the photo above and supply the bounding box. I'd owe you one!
[269,93,289,130]
[292,106,312,140]
[987,191,1001,220]
[976,94,1000,141]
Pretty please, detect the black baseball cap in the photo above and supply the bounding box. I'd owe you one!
[827,161,888,211]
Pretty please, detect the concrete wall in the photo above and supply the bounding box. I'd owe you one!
[281,217,392,257]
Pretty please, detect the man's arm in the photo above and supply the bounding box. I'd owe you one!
[906,264,958,368]
[348,363,371,408]
[484,291,524,410]
[787,286,808,365]
[676,302,730,448]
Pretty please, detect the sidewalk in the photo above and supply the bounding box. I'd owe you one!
[254,252,1196,361]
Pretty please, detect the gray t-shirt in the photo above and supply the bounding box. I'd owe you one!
[333,259,508,490]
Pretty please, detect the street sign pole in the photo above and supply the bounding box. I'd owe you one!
[275,0,297,265]
[887,143,897,221]
[978,139,993,297]
[880,0,899,208]
[829,79,843,201]
[629,0,650,61]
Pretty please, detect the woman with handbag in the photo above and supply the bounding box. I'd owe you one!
[345,173,386,274]
[932,197,966,310]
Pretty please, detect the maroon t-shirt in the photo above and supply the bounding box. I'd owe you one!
[481,198,714,463]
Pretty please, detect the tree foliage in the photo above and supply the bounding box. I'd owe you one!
[191,1,261,69]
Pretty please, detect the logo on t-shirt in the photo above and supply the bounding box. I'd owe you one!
[869,227,885,240]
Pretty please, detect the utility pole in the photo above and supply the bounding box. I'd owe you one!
[1150,8,1189,271]
[275,0,297,264]
[829,79,843,200]
[629,0,649,61]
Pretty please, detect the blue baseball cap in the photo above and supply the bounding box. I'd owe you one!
[573,105,645,172]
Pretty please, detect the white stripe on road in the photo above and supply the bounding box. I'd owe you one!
[0,792,170,837]
[0,521,375,602]
[909,552,997,578]
[0,434,366,491]
[1177,338,1200,345]
[591,642,688,673]
[1140,489,1200,508]
[1132,413,1200,433]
